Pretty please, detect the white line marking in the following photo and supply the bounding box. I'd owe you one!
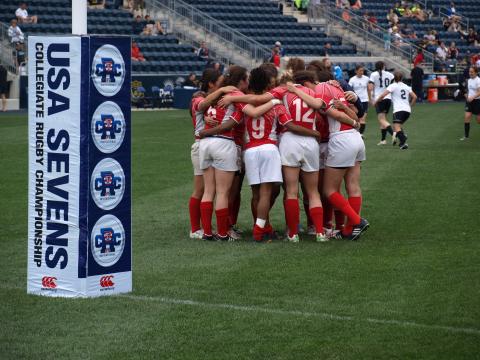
[3,283,479,336]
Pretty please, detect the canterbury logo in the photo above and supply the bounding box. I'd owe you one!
[100,275,114,288]
[41,276,57,288]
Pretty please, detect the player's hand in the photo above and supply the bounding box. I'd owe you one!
[467,96,473,102]
[286,82,297,93]
[218,96,233,108]
[333,99,347,110]
[344,91,358,103]
[353,121,361,130]
[204,115,218,127]
[221,86,237,94]
[199,130,207,138]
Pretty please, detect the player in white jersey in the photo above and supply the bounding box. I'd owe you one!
[368,61,395,145]
[375,71,417,150]
[348,64,370,135]
[461,67,480,140]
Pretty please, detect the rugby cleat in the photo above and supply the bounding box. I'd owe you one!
[230,225,244,235]
[460,137,469,141]
[215,234,236,242]
[399,144,409,150]
[202,233,215,241]
[307,225,316,236]
[228,228,242,240]
[348,218,369,241]
[316,233,328,243]
[287,234,300,243]
[377,140,387,145]
[189,229,204,240]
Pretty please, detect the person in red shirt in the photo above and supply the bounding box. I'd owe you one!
[413,48,424,67]
[131,41,145,62]
[271,46,281,68]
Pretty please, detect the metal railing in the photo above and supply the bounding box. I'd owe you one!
[0,22,18,74]
[436,7,469,32]
[146,0,272,68]
[308,3,434,72]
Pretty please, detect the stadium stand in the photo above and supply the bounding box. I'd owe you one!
[0,0,207,74]
[183,0,358,57]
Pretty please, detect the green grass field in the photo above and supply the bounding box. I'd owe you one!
[1,103,480,359]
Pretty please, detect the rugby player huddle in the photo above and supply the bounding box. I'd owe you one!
[187,58,416,243]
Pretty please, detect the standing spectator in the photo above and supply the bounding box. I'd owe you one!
[15,42,27,69]
[183,73,197,87]
[413,48,424,67]
[324,42,332,56]
[275,41,285,57]
[411,63,424,102]
[271,46,281,68]
[15,2,38,24]
[7,19,24,44]
[88,0,106,9]
[0,64,7,111]
[132,15,145,35]
[196,42,210,61]
[384,30,391,51]
[131,41,146,62]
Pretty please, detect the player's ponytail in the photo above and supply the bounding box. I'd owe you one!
[375,61,384,83]
[200,68,221,93]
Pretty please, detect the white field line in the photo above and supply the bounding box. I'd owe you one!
[2,283,479,336]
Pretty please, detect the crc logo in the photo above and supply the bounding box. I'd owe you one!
[42,276,57,289]
[91,101,126,153]
[100,275,115,288]
[90,158,125,210]
[91,215,125,267]
[91,44,125,96]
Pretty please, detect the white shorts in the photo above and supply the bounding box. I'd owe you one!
[199,137,239,172]
[326,130,366,168]
[244,144,283,185]
[191,141,202,176]
[319,142,329,170]
[279,132,319,172]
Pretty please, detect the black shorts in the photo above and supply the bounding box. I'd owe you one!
[361,101,369,114]
[0,83,7,95]
[465,99,480,115]
[375,99,391,114]
[393,111,410,124]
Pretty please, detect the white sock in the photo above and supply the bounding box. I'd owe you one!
[255,218,266,228]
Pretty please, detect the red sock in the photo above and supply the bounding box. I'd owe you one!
[334,210,345,230]
[189,197,201,233]
[200,201,213,236]
[309,207,324,234]
[284,198,299,238]
[328,192,360,226]
[229,193,241,227]
[303,200,313,227]
[323,201,333,229]
[344,196,362,234]
[216,208,229,237]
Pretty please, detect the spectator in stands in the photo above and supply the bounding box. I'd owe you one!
[132,15,145,35]
[15,2,38,24]
[367,12,378,30]
[349,0,362,9]
[410,3,426,22]
[8,19,24,44]
[15,42,27,69]
[0,64,7,112]
[271,46,281,68]
[213,62,222,72]
[88,0,106,9]
[197,42,210,61]
[436,42,448,62]
[183,73,198,88]
[411,63,424,102]
[336,0,350,9]
[275,41,286,57]
[448,42,459,60]
[324,42,332,56]
[464,28,478,46]
[144,15,165,35]
[447,2,461,22]
[393,2,405,18]
[384,30,391,51]
[131,41,146,62]
[387,9,399,26]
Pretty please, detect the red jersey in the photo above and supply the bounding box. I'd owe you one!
[283,85,318,131]
[316,112,330,142]
[314,82,354,135]
[229,90,247,147]
[205,91,244,140]
[190,96,205,140]
[244,104,292,149]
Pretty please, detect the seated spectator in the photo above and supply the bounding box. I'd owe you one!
[88,0,105,9]
[410,3,426,22]
[144,15,165,35]
[336,0,350,9]
[196,42,210,61]
[465,28,478,46]
[448,18,462,33]
[367,12,378,29]
[387,9,399,26]
[436,42,448,62]
[447,2,461,22]
[131,41,146,62]
[7,19,24,44]
[132,15,145,35]
[349,0,362,9]
[448,42,458,60]
[183,73,198,88]
[15,2,38,24]
[324,42,332,56]
[393,2,405,18]
[424,30,437,46]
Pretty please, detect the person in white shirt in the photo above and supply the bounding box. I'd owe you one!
[15,2,38,24]
[348,64,370,135]
[7,19,24,44]
[368,61,395,145]
[374,71,417,150]
[436,42,448,62]
[461,66,480,140]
